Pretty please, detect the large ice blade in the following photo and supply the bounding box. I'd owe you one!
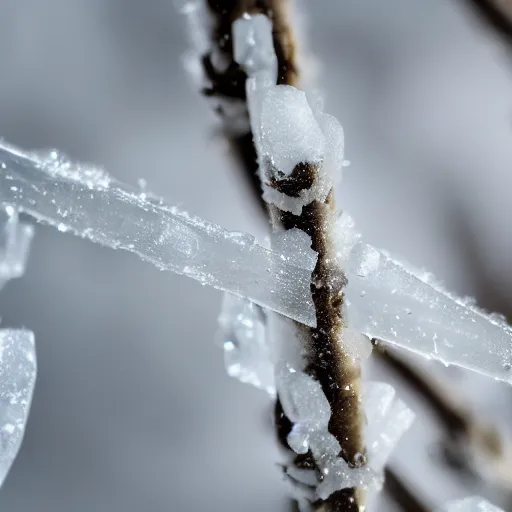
[2,139,512,385]
[0,140,315,327]
[0,329,36,487]
[343,242,512,384]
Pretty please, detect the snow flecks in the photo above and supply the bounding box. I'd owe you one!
[216,292,412,499]
[436,496,505,512]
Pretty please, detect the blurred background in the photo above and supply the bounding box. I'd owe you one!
[0,0,512,510]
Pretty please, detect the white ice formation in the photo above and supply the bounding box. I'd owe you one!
[3,139,512,385]
[217,289,414,500]
[0,207,33,292]
[217,294,274,396]
[230,12,414,502]
[176,0,252,135]
[0,207,36,488]
[436,496,504,512]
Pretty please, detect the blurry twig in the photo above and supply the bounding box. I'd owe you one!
[464,0,512,46]
[383,467,430,512]
[374,342,512,491]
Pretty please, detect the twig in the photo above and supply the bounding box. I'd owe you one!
[464,0,512,47]
[202,0,297,208]
[199,2,365,509]
[383,467,430,512]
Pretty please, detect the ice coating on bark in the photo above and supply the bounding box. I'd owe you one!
[437,496,504,512]
[3,127,512,385]
[260,86,325,176]
[276,366,411,499]
[233,13,277,78]
[342,329,373,362]
[0,329,36,488]
[0,207,33,291]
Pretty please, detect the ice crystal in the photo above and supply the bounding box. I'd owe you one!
[436,496,504,512]
[235,14,344,217]
[363,382,415,470]
[0,140,314,328]
[0,209,36,488]
[0,329,36,487]
[217,294,274,395]
[0,207,34,291]
[4,133,512,386]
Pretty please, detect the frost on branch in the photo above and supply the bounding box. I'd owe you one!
[0,208,36,488]
[217,294,274,396]
[0,329,36,487]
[436,496,505,512]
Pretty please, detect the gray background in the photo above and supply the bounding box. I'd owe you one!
[0,0,512,510]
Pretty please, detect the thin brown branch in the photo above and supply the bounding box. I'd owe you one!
[464,0,512,47]
[374,342,512,490]
[201,2,365,510]
[383,467,430,512]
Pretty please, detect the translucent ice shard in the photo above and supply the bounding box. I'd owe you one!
[217,294,275,395]
[364,382,415,470]
[436,496,504,512]
[0,140,315,327]
[4,137,512,386]
[342,241,512,385]
[0,207,34,291]
[0,329,36,487]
